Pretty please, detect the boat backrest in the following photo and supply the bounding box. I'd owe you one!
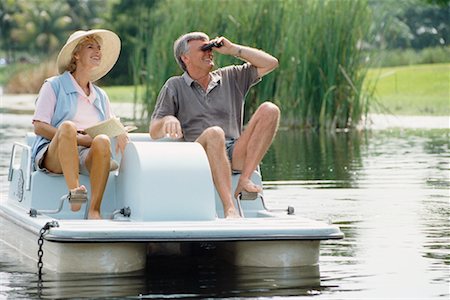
[116,141,216,221]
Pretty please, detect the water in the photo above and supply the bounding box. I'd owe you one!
[0,112,449,299]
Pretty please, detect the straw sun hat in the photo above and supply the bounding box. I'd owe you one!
[57,29,121,82]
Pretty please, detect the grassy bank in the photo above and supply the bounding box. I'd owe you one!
[366,63,449,116]
[102,85,136,103]
[104,63,449,117]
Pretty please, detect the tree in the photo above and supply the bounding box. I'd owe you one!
[369,0,449,50]
[2,0,108,62]
[104,0,159,85]
[1,0,23,62]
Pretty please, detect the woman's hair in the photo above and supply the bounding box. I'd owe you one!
[66,35,102,73]
[173,32,209,72]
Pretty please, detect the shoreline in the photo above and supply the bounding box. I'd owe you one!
[1,94,448,130]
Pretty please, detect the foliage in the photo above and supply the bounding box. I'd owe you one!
[424,0,450,6]
[104,0,159,86]
[369,0,449,50]
[0,0,108,62]
[373,46,450,67]
[132,0,374,130]
[4,58,57,93]
[2,0,448,126]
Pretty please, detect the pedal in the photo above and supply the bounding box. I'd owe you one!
[68,189,88,205]
[239,191,259,200]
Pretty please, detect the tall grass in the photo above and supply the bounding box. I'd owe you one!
[132,0,373,129]
[4,59,57,93]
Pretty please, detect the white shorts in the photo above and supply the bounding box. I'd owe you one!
[35,143,91,175]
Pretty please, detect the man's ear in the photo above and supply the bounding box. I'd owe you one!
[181,54,189,66]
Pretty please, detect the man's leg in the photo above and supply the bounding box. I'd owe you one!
[43,121,85,211]
[85,134,111,219]
[232,102,280,198]
[196,126,240,218]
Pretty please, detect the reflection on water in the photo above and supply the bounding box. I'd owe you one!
[0,112,449,299]
[262,129,365,187]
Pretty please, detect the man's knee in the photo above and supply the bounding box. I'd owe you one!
[255,102,280,125]
[198,126,226,152]
[203,126,226,142]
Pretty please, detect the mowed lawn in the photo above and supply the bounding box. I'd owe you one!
[102,85,136,103]
[366,63,450,116]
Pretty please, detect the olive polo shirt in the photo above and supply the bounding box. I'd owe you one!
[151,63,260,142]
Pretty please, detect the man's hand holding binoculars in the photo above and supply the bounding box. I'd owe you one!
[201,37,243,58]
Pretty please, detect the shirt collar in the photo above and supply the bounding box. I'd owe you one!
[68,72,97,103]
[60,71,77,94]
[182,71,222,87]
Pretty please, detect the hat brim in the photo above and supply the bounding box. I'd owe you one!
[57,29,121,82]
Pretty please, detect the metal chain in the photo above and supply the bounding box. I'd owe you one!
[37,221,59,279]
[36,220,59,297]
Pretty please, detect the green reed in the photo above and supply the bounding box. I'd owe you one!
[132,0,373,129]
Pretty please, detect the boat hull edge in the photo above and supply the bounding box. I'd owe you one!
[0,215,147,273]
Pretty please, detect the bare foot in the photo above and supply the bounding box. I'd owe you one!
[234,178,262,199]
[88,210,102,219]
[224,207,241,219]
[69,185,87,212]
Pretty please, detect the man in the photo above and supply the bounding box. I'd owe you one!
[149,32,280,218]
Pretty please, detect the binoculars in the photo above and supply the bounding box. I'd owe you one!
[201,41,224,51]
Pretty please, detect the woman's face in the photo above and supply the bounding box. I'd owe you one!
[74,38,102,70]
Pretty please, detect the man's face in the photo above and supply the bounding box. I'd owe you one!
[183,39,214,72]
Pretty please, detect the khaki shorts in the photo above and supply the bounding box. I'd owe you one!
[35,143,91,175]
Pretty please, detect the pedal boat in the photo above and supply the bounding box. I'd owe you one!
[1,133,343,273]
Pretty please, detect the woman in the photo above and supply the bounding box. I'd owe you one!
[31,29,128,219]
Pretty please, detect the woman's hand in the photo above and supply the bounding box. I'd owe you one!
[77,133,93,147]
[116,133,129,155]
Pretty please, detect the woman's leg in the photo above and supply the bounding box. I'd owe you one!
[84,134,111,219]
[43,121,85,211]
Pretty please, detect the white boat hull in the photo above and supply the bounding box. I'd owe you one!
[220,240,320,267]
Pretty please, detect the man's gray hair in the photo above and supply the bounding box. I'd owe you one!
[173,32,209,72]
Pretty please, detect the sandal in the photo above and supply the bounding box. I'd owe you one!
[68,188,88,205]
[110,159,119,171]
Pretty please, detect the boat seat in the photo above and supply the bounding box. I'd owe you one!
[11,133,119,219]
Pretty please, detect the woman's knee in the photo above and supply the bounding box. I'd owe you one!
[91,134,111,155]
[58,121,77,134]
[57,121,77,139]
